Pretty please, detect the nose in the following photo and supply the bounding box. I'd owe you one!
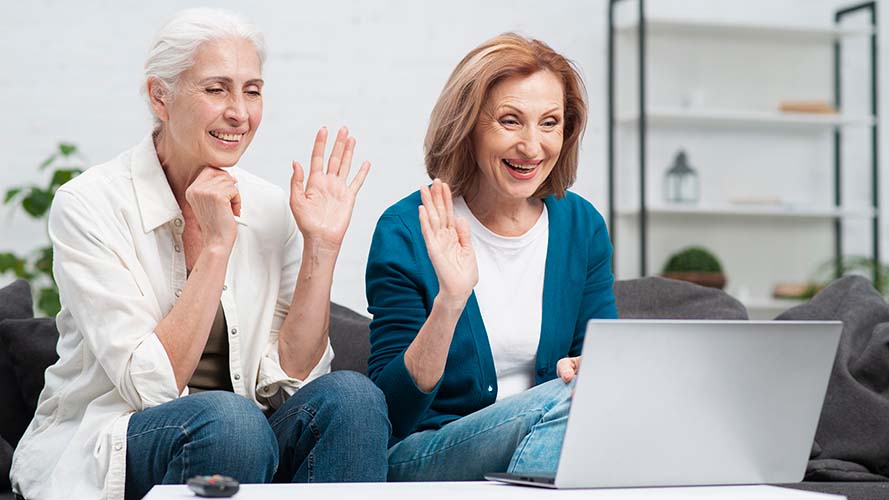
[224,94,249,123]
[517,126,542,159]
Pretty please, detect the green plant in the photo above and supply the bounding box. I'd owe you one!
[662,246,724,274]
[1,143,84,315]
[812,256,889,300]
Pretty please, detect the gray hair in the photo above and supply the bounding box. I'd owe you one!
[143,7,267,129]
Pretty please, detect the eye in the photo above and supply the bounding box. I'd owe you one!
[246,90,262,97]
[542,116,562,129]
[205,87,225,95]
[499,116,520,126]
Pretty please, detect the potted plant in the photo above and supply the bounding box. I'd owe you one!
[661,246,727,289]
[1,143,84,315]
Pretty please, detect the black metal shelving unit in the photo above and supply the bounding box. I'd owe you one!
[607,0,881,288]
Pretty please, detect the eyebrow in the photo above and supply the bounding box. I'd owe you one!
[498,103,564,116]
[199,76,264,86]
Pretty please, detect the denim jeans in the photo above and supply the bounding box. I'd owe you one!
[124,371,390,499]
[387,377,573,481]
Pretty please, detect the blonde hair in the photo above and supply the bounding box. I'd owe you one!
[424,33,588,199]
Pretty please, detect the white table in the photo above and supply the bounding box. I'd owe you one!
[144,481,844,500]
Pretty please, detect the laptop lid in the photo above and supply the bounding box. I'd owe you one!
[554,320,841,489]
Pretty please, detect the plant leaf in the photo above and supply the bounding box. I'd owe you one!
[4,187,22,204]
[58,143,78,157]
[35,246,54,278]
[49,169,81,191]
[21,188,53,218]
[0,252,22,273]
[37,287,61,316]
[0,252,32,279]
[39,153,58,170]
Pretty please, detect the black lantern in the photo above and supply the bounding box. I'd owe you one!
[664,150,699,204]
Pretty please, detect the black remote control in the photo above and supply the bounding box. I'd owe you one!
[187,475,240,497]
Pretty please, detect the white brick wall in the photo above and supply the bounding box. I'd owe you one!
[1,0,886,312]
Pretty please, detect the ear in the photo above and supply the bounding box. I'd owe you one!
[146,78,170,124]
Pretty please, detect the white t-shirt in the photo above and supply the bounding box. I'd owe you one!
[453,196,549,401]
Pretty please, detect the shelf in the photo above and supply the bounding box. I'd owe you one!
[616,19,875,42]
[616,107,876,129]
[617,203,876,219]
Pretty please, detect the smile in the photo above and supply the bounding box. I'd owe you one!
[209,130,244,143]
[502,159,541,174]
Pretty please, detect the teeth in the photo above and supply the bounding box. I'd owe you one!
[210,131,243,142]
[503,159,537,172]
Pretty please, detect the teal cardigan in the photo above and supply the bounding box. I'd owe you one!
[366,190,617,441]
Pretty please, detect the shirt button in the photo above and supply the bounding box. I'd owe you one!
[222,284,228,291]
[487,385,493,392]
[113,442,122,451]
[174,218,183,227]
[174,244,181,253]
[230,327,238,336]
[233,373,241,381]
[175,289,182,297]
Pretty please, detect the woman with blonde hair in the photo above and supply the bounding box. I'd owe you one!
[366,33,617,480]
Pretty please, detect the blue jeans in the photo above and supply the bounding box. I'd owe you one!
[387,377,573,481]
[124,371,390,499]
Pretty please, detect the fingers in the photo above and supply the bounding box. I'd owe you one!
[327,126,349,176]
[230,189,242,217]
[291,160,305,197]
[309,127,328,176]
[339,137,356,180]
[442,181,455,229]
[557,356,580,383]
[418,205,432,244]
[348,161,371,195]
[431,179,447,226]
[420,184,441,229]
[455,217,473,249]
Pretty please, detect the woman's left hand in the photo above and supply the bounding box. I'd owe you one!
[290,126,371,251]
[556,355,581,383]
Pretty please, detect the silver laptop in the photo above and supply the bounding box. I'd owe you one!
[486,320,842,489]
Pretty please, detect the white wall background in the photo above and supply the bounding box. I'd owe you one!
[1,0,886,314]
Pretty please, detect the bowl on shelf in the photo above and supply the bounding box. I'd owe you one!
[662,271,727,290]
[661,246,727,290]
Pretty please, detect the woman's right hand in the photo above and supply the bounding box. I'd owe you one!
[185,167,241,251]
[419,179,478,304]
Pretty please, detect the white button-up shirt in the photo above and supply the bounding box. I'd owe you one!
[11,136,333,500]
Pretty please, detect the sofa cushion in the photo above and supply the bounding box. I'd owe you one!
[0,280,33,321]
[0,280,34,449]
[0,318,60,418]
[329,302,371,375]
[776,275,889,481]
[614,277,749,320]
[0,437,11,492]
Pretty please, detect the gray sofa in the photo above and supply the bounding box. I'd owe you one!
[2,277,888,499]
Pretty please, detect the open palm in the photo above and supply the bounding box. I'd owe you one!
[290,127,370,250]
[419,180,478,300]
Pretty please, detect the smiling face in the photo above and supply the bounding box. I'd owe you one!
[152,37,263,169]
[470,70,565,204]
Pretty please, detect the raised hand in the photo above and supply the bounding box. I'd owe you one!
[290,127,371,251]
[185,167,241,250]
[419,179,478,302]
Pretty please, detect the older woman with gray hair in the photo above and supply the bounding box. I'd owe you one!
[10,8,389,499]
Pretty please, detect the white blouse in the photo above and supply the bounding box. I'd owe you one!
[11,136,333,500]
[453,196,548,401]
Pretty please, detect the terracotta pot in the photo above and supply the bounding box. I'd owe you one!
[662,271,727,290]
